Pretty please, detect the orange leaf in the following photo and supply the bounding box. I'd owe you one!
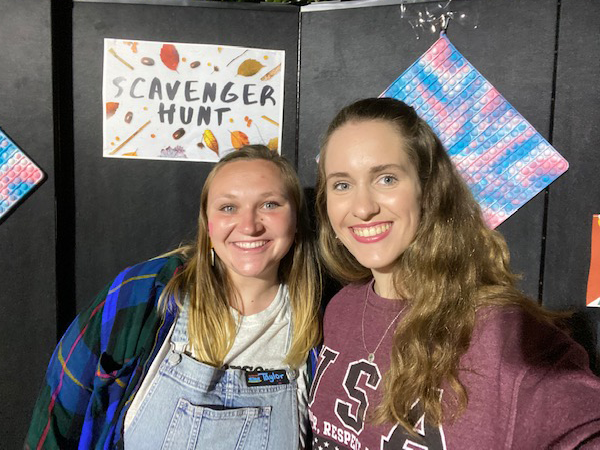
[106,102,119,119]
[122,150,137,156]
[230,131,249,149]
[267,137,278,152]
[160,44,179,71]
[203,129,219,154]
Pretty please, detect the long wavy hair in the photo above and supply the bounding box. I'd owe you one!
[316,98,557,429]
[162,145,321,369]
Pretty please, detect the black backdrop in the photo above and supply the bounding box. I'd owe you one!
[1,0,599,446]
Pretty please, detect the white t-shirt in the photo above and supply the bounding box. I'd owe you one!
[125,285,308,447]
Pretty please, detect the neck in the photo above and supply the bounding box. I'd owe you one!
[371,271,397,299]
[229,273,280,316]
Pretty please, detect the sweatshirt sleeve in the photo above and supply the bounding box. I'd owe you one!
[508,318,600,449]
[25,282,111,450]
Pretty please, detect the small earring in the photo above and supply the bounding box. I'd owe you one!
[210,247,215,266]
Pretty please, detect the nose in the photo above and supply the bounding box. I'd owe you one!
[239,208,264,235]
[352,185,380,220]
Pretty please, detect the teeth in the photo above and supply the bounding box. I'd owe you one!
[234,240,267,249]
[352,223,391,237]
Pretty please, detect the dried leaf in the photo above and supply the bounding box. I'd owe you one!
[160,44,179,71]
[122,150,137,156]
[230,131,249,149]
[124,41,138,53]
[261,64,281,81]
[203,129,219,154]
[237,59,265,77]
[106,102,119,119]
[267,137,278,152]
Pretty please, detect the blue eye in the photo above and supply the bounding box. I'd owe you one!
[379,175,398,185]
[263,201,280,210]
[220,205,236,213]
[332,181,350,191]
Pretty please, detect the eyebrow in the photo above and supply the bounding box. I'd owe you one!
[370,163,408,174]
[211,191,289,201]
[326,163,408,181]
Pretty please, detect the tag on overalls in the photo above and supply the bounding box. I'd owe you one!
[245,370,290,387]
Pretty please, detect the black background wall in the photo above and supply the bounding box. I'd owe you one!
[544,0,600,362]
[71,1,300,312]
[1,0,599,446]
[0,0,56,445]
[298,0,557,300]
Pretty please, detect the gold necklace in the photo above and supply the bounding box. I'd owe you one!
[361,280,406,363]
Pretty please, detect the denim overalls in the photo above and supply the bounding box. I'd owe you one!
[124,299,299,449]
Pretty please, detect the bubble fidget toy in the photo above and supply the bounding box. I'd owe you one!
[0,128,45,223]
[381,33,569,228]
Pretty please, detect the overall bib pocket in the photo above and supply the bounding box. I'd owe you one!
[162,398,271,450]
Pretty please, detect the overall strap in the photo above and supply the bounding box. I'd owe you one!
[171,297,190,351]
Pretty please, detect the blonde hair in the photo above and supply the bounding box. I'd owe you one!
[162,145,321,368]
[316,98,558,429]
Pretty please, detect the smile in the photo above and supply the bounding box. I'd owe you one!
[350,223,391,238]
[233,240,269,249]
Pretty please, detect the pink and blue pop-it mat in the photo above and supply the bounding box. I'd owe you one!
[381,34,568,228]
[0,129,45,223]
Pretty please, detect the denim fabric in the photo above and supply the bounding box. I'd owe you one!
[124,299,298,449]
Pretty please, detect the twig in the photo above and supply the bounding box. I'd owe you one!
[109,48,134,70]
[110,120,151,155]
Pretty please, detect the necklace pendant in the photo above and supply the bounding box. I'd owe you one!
[368,353,375,363]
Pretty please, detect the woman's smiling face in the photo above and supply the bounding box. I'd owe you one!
[206,159,296,285]
[324,119,422,277]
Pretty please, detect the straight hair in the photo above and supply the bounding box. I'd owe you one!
[161,145,321,369]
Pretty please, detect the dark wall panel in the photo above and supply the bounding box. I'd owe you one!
[72,2,300,311]
[0,0,55,446]
[544,0,600,367]
[298,0,558,299]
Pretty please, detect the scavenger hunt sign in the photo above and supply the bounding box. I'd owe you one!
[102,39,285,162]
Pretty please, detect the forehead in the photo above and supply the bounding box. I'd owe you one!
[209,159,287,195]
[324,120,412,172]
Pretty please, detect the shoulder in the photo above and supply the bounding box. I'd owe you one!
[100,254,185,330]
[326,283,366,310]
[108,255,186,298]
[470,308,600,448]
[468,305,589,371]
[119,254,186,284]
[323,283,367,329]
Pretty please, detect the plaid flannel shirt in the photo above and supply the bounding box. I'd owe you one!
[25,255,184,450]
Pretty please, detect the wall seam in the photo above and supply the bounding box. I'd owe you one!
[538,0,562,304]
[51,0,77,339]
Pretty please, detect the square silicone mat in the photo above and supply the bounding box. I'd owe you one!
[381,34,568,228]
[0,129,45,223]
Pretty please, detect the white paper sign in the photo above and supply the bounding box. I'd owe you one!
[102,39,285,162]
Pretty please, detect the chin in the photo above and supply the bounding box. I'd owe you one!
[351,254,397,272]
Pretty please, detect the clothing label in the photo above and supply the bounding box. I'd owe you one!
[245,369,289,386]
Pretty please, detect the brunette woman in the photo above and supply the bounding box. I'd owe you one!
[308,98,600,449]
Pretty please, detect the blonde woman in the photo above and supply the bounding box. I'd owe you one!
[308,98,600,449]
[27,145,320,449]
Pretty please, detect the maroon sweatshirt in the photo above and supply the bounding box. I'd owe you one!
[309,282,600,449]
